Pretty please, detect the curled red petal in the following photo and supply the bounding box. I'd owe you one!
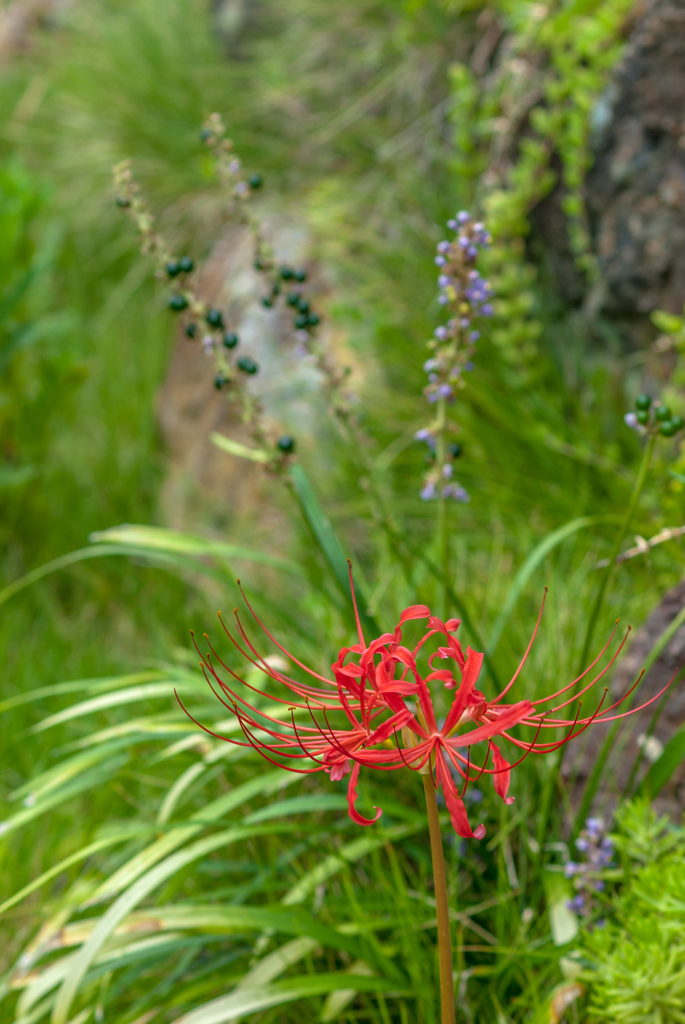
[399,605,431,624]
[437,750,486,839]
[347,762,382,825]
[491,741,515,805]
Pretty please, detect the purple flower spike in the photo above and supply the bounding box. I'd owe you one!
[437,383,454,399]
[564,861,579,878]
[464,361,474,372]
[442,464,453,479]
[458,236,470,250]
[453,485,470,503]
[460,318,470,328]
[576,837,589,852]
[423,358,439,372]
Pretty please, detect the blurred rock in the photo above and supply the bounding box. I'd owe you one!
[586,0,685,322]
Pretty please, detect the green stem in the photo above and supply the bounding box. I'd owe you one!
[537,436,655,851]
[423,773,455,1024]
[578,434,656,675]
[571,433,657,835]
[436,396,449,618]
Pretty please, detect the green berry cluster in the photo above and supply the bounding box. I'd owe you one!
[633,394,685,437]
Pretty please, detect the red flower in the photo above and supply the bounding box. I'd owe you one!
[181,579,670,841]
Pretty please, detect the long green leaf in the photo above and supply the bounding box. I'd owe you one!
[288,464,378,637]
[486,516,610,656]
[170,973,409,1024]
[86,769,294,905]
[635,727,685,801]
[0,672,163,715]
[243,794,348,824]
[0,826,151,916]
[51,824,312,1024]
[90,524,301,575]
[30,682,202,734]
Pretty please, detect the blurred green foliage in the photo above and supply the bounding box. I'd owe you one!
[2,0,685,1022]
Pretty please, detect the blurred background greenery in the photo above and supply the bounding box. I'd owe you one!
[2,0,685,1021]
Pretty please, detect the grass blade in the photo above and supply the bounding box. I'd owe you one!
[288,464,378,636]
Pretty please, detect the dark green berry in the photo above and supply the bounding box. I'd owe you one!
[660,420,678,437]
[115,196,130,208]
[671,415,685,432]
[635,394,651,411]
[449,443,462,458]
[178,256,194,273]
[294,313,309,329]
[280,266,294,280]
[286,292,300,307]
[237,356,258,375]
[249,173,263,188]
[277,435,295,454]
[200,128,212,142]
[297,298,310,313]
[262,296,274,308]
[166,260,181,277]
[223,331,239,349]
[636,410,650,425]
[271,282,281,296]
[168,294,188,312]
[655,404,672,422]
[307,313,320,327]
[206,308,224,329]
[214,373,229,390]
[254,258,266,271]
[294,269,307,282]
[185,323,197,339]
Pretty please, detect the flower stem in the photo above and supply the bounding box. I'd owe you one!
[422,773,455,1024]
[436,396,450,618]
[577,433,656,675]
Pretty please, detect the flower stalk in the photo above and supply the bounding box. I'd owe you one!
[423,772,455,1024]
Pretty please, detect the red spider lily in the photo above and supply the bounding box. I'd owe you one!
[180,576,672,841]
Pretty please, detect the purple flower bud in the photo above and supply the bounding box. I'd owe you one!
[202,335,215,353]
[428,373,438,383]
[564,862,579,878]
[457,211,470,224]
[568,895,586,913]
[469,331,480,343]
[447,218,458,230]
[473,222,484,232]
[442,464,453,479]
[415,428,431,442]
[467,246,479,259]
[596,918,606,929]
[437,241,451,254]
[435,255,447,267]
[594,880,605,891]
[438,384,454,399]
[420,483,437,501]
[586,817,602,839]
[458,236,470,249]
[423,358,439,372]
[464,361,474,371]
[480,303,494,317]
[434,326,448,340]
[438,274,451,288]
[575,837,589,852]
[468,269,480,281]
[427,391,439,404]
[460,318,470,328]
[438,294,449,305]
[296,329,310,344]
[453,485,470,503]
[235,181,249,195]
[624,412,639,430]
[228,159,241,173]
